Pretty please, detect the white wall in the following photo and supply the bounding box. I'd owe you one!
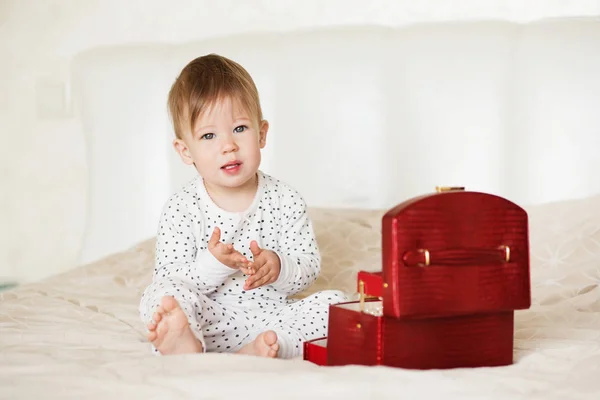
[2,0,600,284]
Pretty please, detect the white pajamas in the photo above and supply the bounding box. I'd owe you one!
[139,171,347,358]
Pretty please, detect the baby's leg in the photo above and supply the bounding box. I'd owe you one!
[236,330,280,358]
[146,295,203,355]
[140,278,251,355]
[140,278,207,355]
[263,290,348,359]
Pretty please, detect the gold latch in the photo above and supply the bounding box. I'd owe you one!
[358,280,382,313]
[358,280,367,312]
[435,186,465,193]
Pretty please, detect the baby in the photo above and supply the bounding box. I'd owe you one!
[139,53,348,358]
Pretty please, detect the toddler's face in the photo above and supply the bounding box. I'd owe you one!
[174,96,268,192]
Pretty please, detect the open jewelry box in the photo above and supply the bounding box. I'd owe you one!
[304,187,531,369]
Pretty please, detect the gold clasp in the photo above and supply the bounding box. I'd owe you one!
[358,280,382,313]
[499,245,511,263]
[417,249,430,266]
[359,280,366,312]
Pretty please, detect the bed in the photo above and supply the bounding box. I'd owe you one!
[2,17,600,399]
[2,194,600,399]
[0,196,600,400]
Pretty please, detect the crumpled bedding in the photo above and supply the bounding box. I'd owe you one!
[1,196,599,399]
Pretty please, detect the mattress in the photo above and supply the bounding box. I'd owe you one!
[1,197,599,399]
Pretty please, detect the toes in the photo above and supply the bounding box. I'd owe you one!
[271,343,280,352]
[263,330,278,346]
[147,322,157,331]
[152,312,162,324]
[147,331,157,342]
[268,348,277,358]
[161,296,180,313]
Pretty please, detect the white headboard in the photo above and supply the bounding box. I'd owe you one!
[71,20,600,265]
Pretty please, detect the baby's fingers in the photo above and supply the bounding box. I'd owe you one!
[245,273,273,290]
[208,227,221,249]
[240,261,257,275]
[239,265,252,275]
[231,254,249,269]
[215,243,237,257]
[244,267,269,289]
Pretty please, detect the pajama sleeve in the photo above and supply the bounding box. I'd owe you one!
[153,194,237,295]
[270,191,321,296]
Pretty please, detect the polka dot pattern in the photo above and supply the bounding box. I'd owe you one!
[139,171,349,357]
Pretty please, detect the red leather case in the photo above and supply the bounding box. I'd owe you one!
[303,337,328,366]
[325,302,515,369]
[304,188,531,369]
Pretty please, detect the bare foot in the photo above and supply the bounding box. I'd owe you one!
[237,330,279,358]
[146,296,203,355]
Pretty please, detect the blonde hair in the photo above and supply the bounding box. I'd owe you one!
[167,53,263,139]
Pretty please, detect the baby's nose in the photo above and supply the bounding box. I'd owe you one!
[222,138,238,152]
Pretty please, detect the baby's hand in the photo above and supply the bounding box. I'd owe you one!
[244,241,281,290]
[208,227,250,270]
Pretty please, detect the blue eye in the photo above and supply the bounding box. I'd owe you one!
[201,133,215,140]
[234,125,247,133]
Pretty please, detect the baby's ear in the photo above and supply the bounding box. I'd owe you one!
[173,138,195,165]
[259,120,269,148]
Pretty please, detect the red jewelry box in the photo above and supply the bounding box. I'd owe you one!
[304,187,531,369]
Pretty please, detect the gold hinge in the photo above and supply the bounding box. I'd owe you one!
[435,186,465,193]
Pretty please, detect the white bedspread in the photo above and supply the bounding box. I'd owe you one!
[1,196,600,399]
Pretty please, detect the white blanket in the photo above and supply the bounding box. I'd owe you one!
[1,196,599,399]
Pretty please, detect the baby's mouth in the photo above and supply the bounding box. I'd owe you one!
[221,161,242,170]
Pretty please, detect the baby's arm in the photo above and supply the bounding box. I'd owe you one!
[153,194,239,295]
[270,193,321,296]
